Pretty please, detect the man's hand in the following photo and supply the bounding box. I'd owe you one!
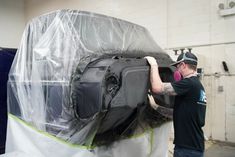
[148,94,159,110]
[144,56,158,66]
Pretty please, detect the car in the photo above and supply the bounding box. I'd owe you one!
[8,10,175,146]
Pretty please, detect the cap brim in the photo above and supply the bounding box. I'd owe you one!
[170,60,182,67]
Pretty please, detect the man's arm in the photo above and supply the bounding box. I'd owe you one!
[162,83,177,95]
[145,56,177,95]
[148,94,173,119]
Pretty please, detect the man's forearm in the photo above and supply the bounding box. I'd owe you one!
[150,65,177,95]
[156,105,173,119]
[150,65,163,93]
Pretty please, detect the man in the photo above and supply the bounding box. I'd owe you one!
[145,52,207,157]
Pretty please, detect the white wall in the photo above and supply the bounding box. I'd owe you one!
[0,0,25,48]
[24,0,235,143]
[165,0,235,143]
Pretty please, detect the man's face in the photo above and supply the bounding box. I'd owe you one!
[176,62,187,76]
[173,63,184,81]
[176,62,183,71]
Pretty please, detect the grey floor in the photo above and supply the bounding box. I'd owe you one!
[169,140,235,157]
[204,141,235,157]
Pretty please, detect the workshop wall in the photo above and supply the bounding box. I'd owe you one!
[0,0,25,48]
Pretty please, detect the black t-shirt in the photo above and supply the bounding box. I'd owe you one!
[171,76,207,152]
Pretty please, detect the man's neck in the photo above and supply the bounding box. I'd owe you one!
[183,70,197,78]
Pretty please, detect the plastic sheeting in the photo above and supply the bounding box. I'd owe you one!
[6,115,172,157]
[6,10,173,156]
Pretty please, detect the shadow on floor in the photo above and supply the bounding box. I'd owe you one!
[168,139,235,157]
[204,140,235,157]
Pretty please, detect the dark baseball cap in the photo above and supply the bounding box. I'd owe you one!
[170,52,198,66]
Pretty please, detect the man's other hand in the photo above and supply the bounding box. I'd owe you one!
[148,94,159,110]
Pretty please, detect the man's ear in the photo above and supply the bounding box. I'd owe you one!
[182,62,187,69]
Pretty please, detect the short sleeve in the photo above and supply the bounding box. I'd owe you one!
[171,78,192,96]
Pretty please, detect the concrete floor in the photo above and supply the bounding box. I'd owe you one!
[204,140,235,157]
[168,139,235,157]
[1,140,235,157]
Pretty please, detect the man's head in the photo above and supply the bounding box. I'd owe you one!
[171,52,198,70]
[171,52,198,78]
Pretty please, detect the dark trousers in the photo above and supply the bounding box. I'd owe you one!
[174,145,204,157]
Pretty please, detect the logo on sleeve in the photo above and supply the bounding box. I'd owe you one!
[197,90,207,105]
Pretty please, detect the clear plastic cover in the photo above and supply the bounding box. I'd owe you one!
[7,9,172,147]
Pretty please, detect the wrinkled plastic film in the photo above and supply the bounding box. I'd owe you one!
[7,9,173,147]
